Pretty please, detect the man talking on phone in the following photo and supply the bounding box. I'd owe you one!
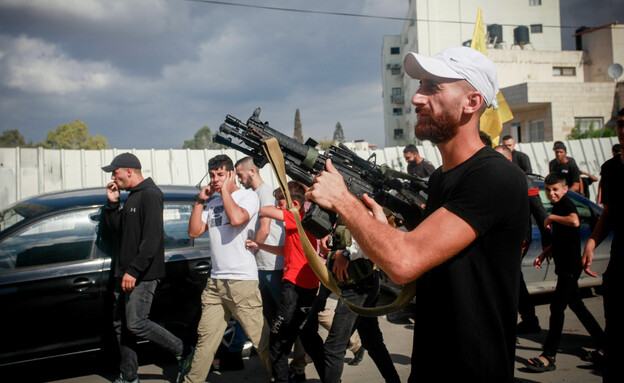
[102,152,192,383]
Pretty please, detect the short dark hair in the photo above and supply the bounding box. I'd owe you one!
[613,143,622,154]
[208,154,234,171]
[545,173,567,186]
[234,156,257,170]
[403,144,418,154]
[273,181,307,206]
[501,135,513,141]
[618,108,624,117]
[479,130,492,147]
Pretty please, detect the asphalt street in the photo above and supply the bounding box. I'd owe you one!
[3,290,606,383]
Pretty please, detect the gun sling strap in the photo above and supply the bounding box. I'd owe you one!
[261,137,417,317]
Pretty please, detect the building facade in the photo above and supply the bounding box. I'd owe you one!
[382,0,623,147]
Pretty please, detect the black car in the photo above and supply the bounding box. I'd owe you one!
[0,186,212,367]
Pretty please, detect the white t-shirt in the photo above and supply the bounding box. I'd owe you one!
[254,183,285,271]
[201,188,259,280]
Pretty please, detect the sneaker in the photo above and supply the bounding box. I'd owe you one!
[288,367,306,383]
[176,346,195,383]
[517,320,541,334]
[113,376,139,383]
[348,347,365,366]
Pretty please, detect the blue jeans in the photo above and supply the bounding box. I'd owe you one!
[323,272,399,383]
[113,279,183,381]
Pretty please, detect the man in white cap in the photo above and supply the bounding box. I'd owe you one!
[306,47,527,382]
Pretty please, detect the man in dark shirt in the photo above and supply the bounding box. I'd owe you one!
[102,153,191,383]
[307,46,528,382]
[403,144,435,178]
[549,142,581,193]
[583,108,624,382]
[502,135,532,173]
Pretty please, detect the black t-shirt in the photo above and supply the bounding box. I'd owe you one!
[407,158,436,179]
[550,194,581,277]
[550,160,580,188]
[512,150,532,173]
[600,154,624,273]
[412,147,528,382]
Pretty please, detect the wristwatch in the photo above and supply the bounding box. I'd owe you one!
[194,194,207,204]
[341,249,351,261]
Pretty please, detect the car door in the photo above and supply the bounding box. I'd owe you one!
[150,202,211,343]
[0,208,106,365]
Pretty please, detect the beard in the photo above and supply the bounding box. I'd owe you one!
[414,108,460,144]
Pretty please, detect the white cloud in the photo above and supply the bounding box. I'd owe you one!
[1,35,120,95]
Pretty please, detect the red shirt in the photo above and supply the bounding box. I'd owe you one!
[283,210,319,289]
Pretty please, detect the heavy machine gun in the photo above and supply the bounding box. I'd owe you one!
[214,108,427,238]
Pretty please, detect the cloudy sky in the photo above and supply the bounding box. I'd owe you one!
[0,0,622,149]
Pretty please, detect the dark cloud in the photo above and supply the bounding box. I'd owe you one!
[1,0,621,148]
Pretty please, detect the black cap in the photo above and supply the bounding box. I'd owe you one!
[553,142,567,151]
[102,153,142,172]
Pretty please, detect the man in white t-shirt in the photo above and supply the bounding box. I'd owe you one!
[236,157,285,314]
[184,155,271,383]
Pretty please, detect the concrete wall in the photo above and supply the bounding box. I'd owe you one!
[1,137,618,210]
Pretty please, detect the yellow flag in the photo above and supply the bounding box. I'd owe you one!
[470,8,513,146]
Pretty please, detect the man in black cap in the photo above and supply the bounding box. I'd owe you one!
[102,153,192,383]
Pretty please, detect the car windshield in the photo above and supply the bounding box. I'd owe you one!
[0,202,53,233]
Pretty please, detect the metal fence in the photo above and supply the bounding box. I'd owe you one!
[0,137,618,210]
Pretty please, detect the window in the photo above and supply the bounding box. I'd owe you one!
[528,119,544,142]
[530,24,543,33]
[163,203,194,249]
[575,117,604,133]
[391,88,402,96]
[391,67,401,75]
[393,108,403,116]
[0,210,98,270]
[529,0,541,5]
[394,129,404,140]
[511,122,522,142]
[553,66,576,76]
[390,47,400,55]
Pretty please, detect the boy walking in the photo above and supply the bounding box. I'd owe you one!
[245,181,325,382]
[526,173,604,372]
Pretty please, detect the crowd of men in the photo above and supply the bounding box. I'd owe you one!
[101,45,623,383]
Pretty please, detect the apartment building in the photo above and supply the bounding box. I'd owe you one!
[382,0,623,146]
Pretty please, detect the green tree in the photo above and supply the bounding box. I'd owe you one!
[317,139,334,150]
[293,109,304,143]
[38,120,109,149]
[183,125,225,149]
[567,121,616,140]
[332,121,345,143]
[0,129,30,147]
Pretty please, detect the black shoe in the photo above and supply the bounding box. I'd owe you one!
[288,368,306,383]
[517,320,541,334]
[348,347,365,366]
[219,351,244,371]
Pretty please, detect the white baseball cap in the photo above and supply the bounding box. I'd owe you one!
[403,46,499,109]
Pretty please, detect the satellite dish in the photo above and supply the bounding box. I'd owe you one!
[608,63,623,80]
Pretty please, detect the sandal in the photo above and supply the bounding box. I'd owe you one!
[525,355,556,372]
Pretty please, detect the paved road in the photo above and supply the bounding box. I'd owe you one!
[3,290,605,382]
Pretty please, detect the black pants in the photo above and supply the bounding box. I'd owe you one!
[543,273,604,357]
[270,280,324,383]
[518,271,539,325]
[602,270,624,382]
[323,272,400,383]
